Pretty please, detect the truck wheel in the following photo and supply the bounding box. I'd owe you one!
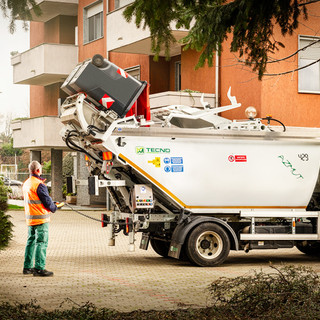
[150,238,170,258]
[186,223,230,267]
[296,241,320,256]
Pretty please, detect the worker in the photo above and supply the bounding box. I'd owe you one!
[22,160,64,277]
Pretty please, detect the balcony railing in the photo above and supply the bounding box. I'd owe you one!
[26,0,78,22]
[12,117,68,149]
[11,43,78,86]
[107,6,189,56]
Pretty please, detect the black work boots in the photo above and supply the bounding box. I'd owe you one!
[22,268,34,274]
[22,268,54,277]
[33,269,54,277]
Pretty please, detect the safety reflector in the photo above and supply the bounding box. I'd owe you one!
[126,217,129,234]
[85,155,90,161]
[99,93,115,109]
[102,151,113,161]
[117,68,128,79]
[101,214,109,228]
[125,217,133,234]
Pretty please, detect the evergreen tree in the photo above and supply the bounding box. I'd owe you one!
[124,0,316,78]
[0,178,13,250]
[0,138,23,157]
[1,0,41,32]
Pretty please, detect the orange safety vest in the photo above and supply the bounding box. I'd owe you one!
[23,176,50,226]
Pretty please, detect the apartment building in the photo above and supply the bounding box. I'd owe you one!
[11,0,320,203]
[219,3,320,126]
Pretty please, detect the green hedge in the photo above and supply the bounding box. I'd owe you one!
[0,178,13,250]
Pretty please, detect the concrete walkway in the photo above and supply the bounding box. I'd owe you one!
[1,210,320,312]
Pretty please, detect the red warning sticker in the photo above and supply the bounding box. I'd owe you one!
[99,94,115,109]
[235,155,247,162]
[228,155,247,162]
[117,68,129,78]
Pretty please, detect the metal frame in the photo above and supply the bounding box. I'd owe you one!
[240,211,320,241]
[241,234,319,241]
[98,180,126,187]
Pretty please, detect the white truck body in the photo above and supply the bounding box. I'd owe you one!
[104,128,320,211]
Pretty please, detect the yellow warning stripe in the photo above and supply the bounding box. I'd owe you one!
[119,153,306,210]
[186,206,306,209]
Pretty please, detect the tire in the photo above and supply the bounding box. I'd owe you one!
[296,241,320,256]
[186,223,230,267]
[150,238,170,258]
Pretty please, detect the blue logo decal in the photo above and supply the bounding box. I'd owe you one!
[171,157,183,164]
[171,165,184,172]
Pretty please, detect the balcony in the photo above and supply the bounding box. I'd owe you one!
[27,0,78,22]
[107,6,189,56]
[11,43,78,86]
[12,117,68,150]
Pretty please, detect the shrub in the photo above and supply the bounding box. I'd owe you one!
[62,152,74,184]
[208,264,320,320]
[0,138,22,157]
[42,160,51,174]
[0,266,320,319]
[0,178,13,250]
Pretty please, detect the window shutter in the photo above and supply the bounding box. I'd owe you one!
[87,2,103,18]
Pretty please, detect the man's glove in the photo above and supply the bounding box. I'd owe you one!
[55,202,65,209]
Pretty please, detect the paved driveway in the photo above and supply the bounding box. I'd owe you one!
[1,210,320,312]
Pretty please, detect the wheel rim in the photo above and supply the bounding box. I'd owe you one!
[195,231,223,260]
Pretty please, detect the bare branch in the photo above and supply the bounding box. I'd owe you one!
[263,58,320,76]
[298,0,320,6]
[236,39,320,65]
[268,39,320,64]
[269,265,290,284]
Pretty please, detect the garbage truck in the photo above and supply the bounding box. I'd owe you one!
[59,54,320,267]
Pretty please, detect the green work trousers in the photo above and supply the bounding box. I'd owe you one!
[24,222,49,270]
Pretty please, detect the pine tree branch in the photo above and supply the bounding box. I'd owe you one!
[1,0,42,33]
[124,0,312,79]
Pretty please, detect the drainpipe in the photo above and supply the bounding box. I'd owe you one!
[215,47,219,108]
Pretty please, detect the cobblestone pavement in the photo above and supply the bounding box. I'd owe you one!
[1,210,320,312]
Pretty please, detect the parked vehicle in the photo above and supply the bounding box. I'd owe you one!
[0,175,23,186]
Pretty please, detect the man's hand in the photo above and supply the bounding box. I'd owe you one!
[56,202,65,209]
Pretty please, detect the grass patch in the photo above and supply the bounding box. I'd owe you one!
[0,265,319,319]
[7,204,24,210]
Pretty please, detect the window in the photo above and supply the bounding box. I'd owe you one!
[84,1,103,44]
[125,65,140,80]
[75,26,78,45]
[298,36,320,94]
[175,61,181,91]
